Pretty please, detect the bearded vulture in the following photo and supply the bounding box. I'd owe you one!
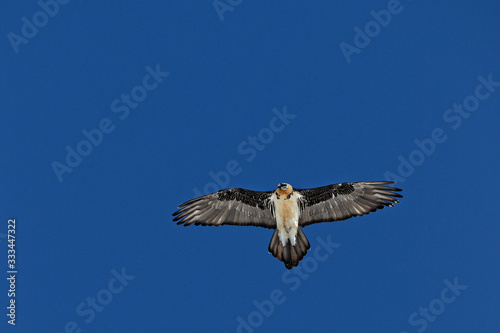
[173,181,402,269]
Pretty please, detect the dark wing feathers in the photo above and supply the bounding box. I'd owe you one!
[296,181,402,226]
[173,182,401,229]
[172,188,275,229]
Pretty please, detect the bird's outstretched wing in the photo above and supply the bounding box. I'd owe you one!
[296,181,402,226]
[173,188,276,229]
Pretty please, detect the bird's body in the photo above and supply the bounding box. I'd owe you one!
[173,181,402,269]
[272,185,300,246]
[269,185,308,268]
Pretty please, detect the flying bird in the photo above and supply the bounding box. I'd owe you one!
[173,181,402,269]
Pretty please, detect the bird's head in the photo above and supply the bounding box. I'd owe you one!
[277,183,293,195]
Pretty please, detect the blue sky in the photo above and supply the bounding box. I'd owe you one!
[2,1,500,332]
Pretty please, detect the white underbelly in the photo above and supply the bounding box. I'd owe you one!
[274,196,300,246]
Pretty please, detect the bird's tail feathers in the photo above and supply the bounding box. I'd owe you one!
[268,227,310,269]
